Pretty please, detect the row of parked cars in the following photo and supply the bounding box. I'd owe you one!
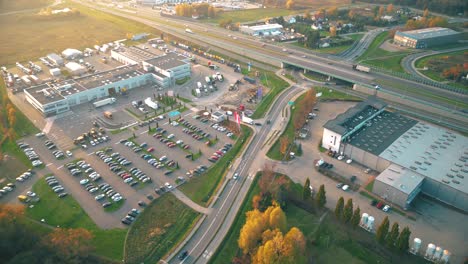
[121,208,140,225]
[186,164,208,178]
[18,142,43,167]
[208,143,232,163]
[154,131,191,150]
[209,122,235,138]
[16,170,34,182]
[45,175,68,198]
[179,118,212,141]
[0,183,16,199]
[95,149,151,186]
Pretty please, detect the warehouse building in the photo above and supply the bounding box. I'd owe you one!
[322,97,468,212]
[62,48,83,60]
[25,65,150,116]
[240,23,283,36]
[47,53,64,66]
[65,62,87,76]
[393,27,461,49]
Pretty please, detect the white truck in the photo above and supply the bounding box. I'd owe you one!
[185,28,193,34]
[93,97,116,108]
[241,114,253,125]
[353,64,371,73]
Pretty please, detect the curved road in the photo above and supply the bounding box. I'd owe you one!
[401,46,468,82]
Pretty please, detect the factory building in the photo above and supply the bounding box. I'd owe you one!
[62,48,83,60]
[322,97,468,212]
[240,23,283,36]
[393,27,461,49]
[47,53,64,66]
[24,65,150,116]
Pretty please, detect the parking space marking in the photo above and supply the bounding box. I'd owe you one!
[139,130,148,135]
[87,152,95,156]
[46,163,54,167]
[57,165,64,170]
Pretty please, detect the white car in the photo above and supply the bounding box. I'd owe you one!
[89,187,98,193]
[26,191,36,197]
[346,159,353,164]
[66,150,73,157]
[95,194,105,201]
[382,205,391,212]
[167,134,175,139]
[164,182,173,189]
[35,132,45,137]
[342,185,349,191]
[80,179,89,185]
[337,155,344,161]
[16,177,25,182]
[233,173,239,180]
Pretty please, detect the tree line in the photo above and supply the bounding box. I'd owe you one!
[175,3,219,18]
[357,0,466,16]
[0,93,17,161]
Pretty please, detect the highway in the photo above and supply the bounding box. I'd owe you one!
[338,28,387,61]
[78,1,468,113]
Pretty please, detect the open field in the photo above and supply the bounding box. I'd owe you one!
[205,8,302,24]
[294,33,364,55]
[251,71,290,119]
[0,0,159,65]
[125,193,200,264]
[26,177,128,260]
[415,50,468,90]
[180,125,252,205]
[0,0,52,13]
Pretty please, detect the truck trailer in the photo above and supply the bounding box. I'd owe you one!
[93,97,116,108]
[352,64,371,73]
[243,76,256,84]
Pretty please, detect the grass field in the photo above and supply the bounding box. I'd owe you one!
[205,8,301,24]
[357,32,412,73]
[251,72,290,119]
[415,50,468,89]
[266,93,306,161]
[26,177,127,260]
[125,193,200,264]
[0,0,52,13]
[0,0,160,65]
[294,33,364,55]
[180,125,252,205]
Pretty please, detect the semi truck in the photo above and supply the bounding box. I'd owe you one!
[241,114,253,125]
[352,64,371,73]
[93,97,116,108]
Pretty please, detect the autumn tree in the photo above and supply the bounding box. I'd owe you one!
[376,216,390,244]
[386,222,400,249]
[351,206,361,229]
[279,136,290,156]
[343,198,353,223]
[396,226,411,253]
[315,184,326,209]
[268,205,287,232]
[45,228,94,261]
[285,0,295,10]
[348,9,356,19]
[327,6,338,17]
[302,178,311,200]
[378,6,385,17]
[253,227,306,264]
[387,4,394,13]
[423,8,429,17]
[329,26,337,37]
[239,209,267,254]
[335,197,344,219]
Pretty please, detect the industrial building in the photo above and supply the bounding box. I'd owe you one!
[239,23,283,36]
[62,48,83,60]
[322,97,468,212]
[24,46,191,116]
[47,53,64,66]
[393,27,461,49]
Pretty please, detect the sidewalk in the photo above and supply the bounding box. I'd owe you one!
[172,189,212,215]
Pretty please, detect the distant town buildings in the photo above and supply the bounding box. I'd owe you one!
[393,27,461,49]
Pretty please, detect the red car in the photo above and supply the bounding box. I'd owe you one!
[147,147,154,152]
[376,202,384,209]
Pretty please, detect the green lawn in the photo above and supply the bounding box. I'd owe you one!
[364,53,409,73]
[267,93,306,161]
[357,32,390,61]
[125,193,200,264]
[0,0,52,12]
[251,72,290,119]
[415,50,468,89]
[205,8,301,24]
[0,0,160,65]
[314,87,362,101]
[294,33,364,55]
[26,177,127,260]
[180,126,252,205]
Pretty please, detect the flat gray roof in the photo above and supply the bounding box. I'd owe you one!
[380,122,468,194]
[25,65,143,105]
[145,52,188,70]
[396,27,460,40]
[113,46,157,62]
[323,96,387,135]
[376,164,425,195]
[347,110,417,155]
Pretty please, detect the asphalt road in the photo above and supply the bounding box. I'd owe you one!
[338,28,387,61]
[167,85,304,263]
[401,46,468,82]
[75,1,467,113]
